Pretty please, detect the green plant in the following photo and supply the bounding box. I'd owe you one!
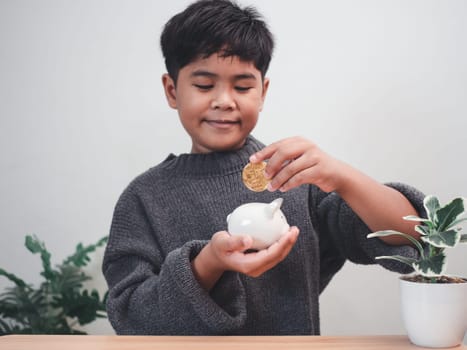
[367,195,467,282]
[0,235,108,334]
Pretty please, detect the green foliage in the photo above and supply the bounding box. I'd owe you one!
[368,195,467,279]
[0,235,108,335]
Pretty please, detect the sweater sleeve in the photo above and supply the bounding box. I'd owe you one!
[102,187,247,335]
[312,182,426,275]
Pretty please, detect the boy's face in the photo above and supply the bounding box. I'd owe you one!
[162,54,269,153]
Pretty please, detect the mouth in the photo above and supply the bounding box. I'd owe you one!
[204,119,241,129]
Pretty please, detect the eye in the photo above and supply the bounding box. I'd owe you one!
[193,84,213,90]
[235,86,252,92]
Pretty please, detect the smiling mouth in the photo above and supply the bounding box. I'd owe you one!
[205,119,240,129]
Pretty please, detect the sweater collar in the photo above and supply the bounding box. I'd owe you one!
[160,135,264,177]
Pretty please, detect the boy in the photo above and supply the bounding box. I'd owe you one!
[102,0,424,335]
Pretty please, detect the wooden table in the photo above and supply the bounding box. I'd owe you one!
[1,335,465,350]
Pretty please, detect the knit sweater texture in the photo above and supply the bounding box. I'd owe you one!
[102,135,425,335]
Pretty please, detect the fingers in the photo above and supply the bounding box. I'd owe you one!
[233,226,300,277]
[250,137,312,173]
[211,226,300,278]
[249,136,340,193]
[267,154,317,192]
[212,231,253,253]
[246,227,299,276]
[250,137,320,191]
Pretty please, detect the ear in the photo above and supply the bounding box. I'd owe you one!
[162,73,177,109]
[259,77,270,112]
[265,198,283,218]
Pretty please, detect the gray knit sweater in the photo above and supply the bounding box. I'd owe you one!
[102,135,425,335]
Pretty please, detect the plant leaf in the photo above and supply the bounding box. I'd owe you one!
[436,197,465,232]
[445,217,467,231]
[51,265,90,294]
[25,235,56,281]
[0,285,49,331]
[402,215,431,222]
[423,195,440,223]
[59,289,106,325]
[412,252,446,277]
[414,225,429,236]
[63,236,108,267]
[0,318,16,335]
[374,255,418,268]
[0,269,28,289]
[1,235,108,335]
[460,234,467,243]
[421,229,460,248]
[367,230,425,257]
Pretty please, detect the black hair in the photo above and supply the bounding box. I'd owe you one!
[160,0,274,83]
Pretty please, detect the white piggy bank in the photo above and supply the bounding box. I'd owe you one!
[227,198,290,250]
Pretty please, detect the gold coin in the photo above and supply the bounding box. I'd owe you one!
[242,161,269,192]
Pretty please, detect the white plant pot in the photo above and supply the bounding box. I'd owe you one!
[400,277,467,348]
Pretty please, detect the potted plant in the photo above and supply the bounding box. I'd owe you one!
[368,195,467,348]
[0,234,108,334]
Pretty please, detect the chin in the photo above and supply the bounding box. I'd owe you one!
[196,136,247,153]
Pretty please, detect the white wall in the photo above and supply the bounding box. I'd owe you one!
[1,0,466,337]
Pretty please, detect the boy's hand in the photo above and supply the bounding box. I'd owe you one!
[248,137,420,246]
[191,226,299,290]
[211,226,299,277]
[250,136,347,193]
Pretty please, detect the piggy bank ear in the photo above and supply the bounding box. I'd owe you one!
[265,198,284,218]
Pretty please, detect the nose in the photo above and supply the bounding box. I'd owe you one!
[210,89,236,110]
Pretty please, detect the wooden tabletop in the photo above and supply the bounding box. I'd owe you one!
[1,335,464,350]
